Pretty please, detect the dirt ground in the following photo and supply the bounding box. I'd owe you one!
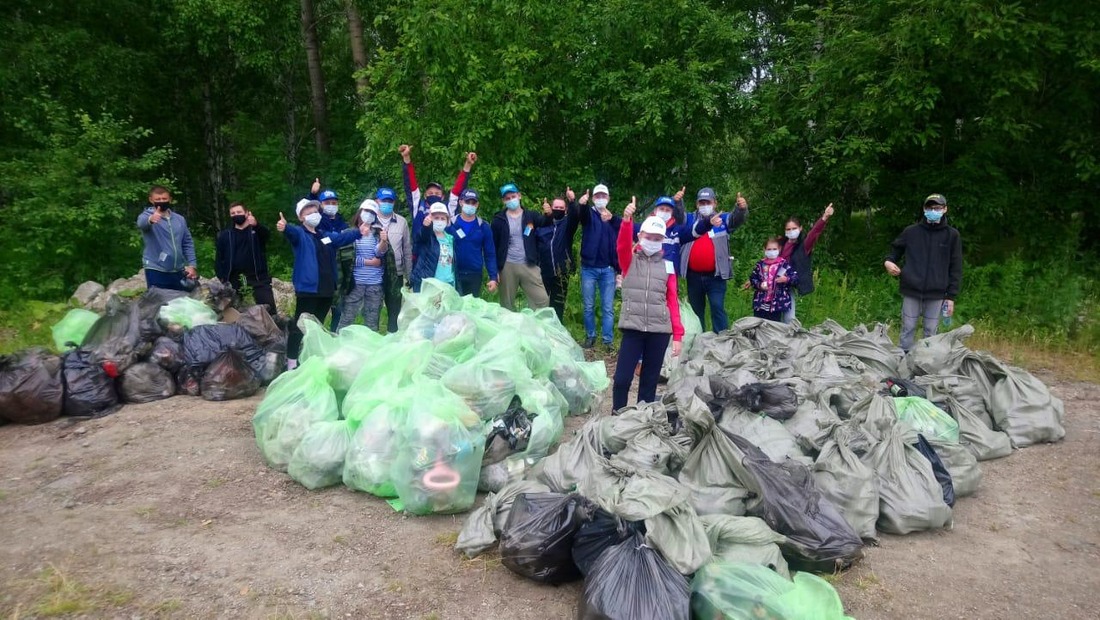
[1,362,1098,620]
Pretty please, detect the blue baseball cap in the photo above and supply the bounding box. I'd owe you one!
[460,188,480,202]
[318,189,338,202]
[654,196,675,208]
[376,187,397,202]
[499,183,520,197]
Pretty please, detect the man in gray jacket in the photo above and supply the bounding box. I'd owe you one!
[137,185,198,291]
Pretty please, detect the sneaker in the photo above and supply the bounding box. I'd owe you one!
[583,336,596,349]
[602,341,616,354]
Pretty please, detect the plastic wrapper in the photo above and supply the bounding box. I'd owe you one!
[200,349,261,401]
[0,349,64,424]
[343,397,410,497]
[691,562,854,620]
[252,358,339,471]
[577,533,690,620]
[288,420,352,490]
[61,348,120,418]
[118,361,176,404]
[52,308,100,350]
[158,296,217,329]
[499,492,592,584]
[893,396,960,443]
[150,336,184,372]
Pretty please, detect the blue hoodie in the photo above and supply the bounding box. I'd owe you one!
[283,224,361,295]
[137,207,197,273]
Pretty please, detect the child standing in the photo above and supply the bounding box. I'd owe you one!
[750,237,799,322]
[410,198,457,291]
[612,198,685,411]
[338,200,388,332]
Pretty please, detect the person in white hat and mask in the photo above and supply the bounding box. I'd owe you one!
[409,197,457,291]
[611,197,685,411]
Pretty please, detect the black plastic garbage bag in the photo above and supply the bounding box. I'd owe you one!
[118,362,176,403]
[577,532,690,620]
[182,323,266,377]
[572,508,647,577]
[83,298,150,373]
[150,337,184,372]
[483,398,533,466]
[724,432,864,573]
[734,382,800,421]
[0,349,64,424]
[237,305,285,348]
[200,350,261,401]
[176,366,201,396]
[137,287,188,341]
[61,348,120,418]
[499,492,593,584]
[913,434,955,508]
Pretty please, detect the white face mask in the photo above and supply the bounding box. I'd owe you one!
[362,212,376,225]
[322,204,338,216]
[765,249,780,260]
[697,205,714,217]
[304,213,323,228]
[593,198,609,210]
[656,210,672,223]
[785,229,800,240]
[639,239,663,255]
[432,219,447,232]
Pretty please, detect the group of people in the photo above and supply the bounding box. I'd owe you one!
[136,150,962,410]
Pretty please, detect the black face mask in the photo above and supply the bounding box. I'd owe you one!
[154,202,169,211]
[231,214,248,226]
[552,209,566,220]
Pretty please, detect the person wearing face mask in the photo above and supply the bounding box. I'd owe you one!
[643,195,691,275]
[307,179,354,329]
[535,192,581,322]
[277,199,363,369]
[750,238,800,322]
[337,200,388,332]
[491,183,551,311]
[451,188,499,298]
[410,199,458,291]
[399,144,476,224]
[611,198,684,411]
[573,183,621,349]
[214,201,275,315]
[137,185,198,291]
[680,188,749,333]
[778,203,834,324]
[884,193,963,352]
[372,186,412,333]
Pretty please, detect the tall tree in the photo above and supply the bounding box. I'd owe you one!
[300,0,331,156]
[345,0,370,97]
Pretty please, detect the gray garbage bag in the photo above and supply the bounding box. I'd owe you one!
[718,410,807,463]
[532,423,609,493]
[903,324,974,376]
[599,402,667,452]
[644,503,712,576]
[813,425,880,540]
[929,438,982,497]
[610,404,689,476]
[783,400,842,455]
[700,514,790,578]
[941,396,1013,461]
[679,412,751,516]
[978,353,1066,447]
[456,479,550,558]
[864,421,952,534]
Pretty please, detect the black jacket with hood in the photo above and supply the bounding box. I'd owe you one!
[885,216,962,300]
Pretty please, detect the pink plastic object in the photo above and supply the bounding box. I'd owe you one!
[422,459,461,492]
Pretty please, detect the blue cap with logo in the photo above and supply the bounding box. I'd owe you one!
[318,190,338,202]
[654,196,676,208]
[460,188,480,202]
[376,187,397,202]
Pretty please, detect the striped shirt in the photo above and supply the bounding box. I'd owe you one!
[353,231,385,285]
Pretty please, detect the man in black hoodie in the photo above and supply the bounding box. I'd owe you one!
[215,201,276,315]
[884,193,962,352]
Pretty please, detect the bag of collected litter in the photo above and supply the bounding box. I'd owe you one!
[303,317,382,391]
[440,354,518,420]
[176,365,201,396]
[343,407,406,496]
[730,382,800,421]
[513,379,567,461]
[691,562,853,620]
[893,396,960,443]
[483,398,533,466]
[390,385,485,515]
[662,297,701,381]
[0,349,65,424]
[52,309,100,350]
[701,514,790,578]
[678,405,752,517]
[532,422,610,493]
[182,323,267,379]
[252,358,339,471]
[456,479,551,558]
[118,361,176,403]
[903,324,973,376]
[718,410,806,464]
[913,434,956,508]
[287,420,352,490]
[200,349,261,401]
[83,298,148,373]
[976,353,1067,447]
[865,422,953,535]
[158,296,217,329]
[149,337,183,372]
[550,358,609,415]
[577,533,690,620]
[61,348,120,418]
[928,438,982,498]
[236,305,284,348]
[601,402,688,476]
[397,278,464,329]
[499,492,592,584]
[723,432,864,573]
[813,425,879,540]
[783,400,842,455]
[572,508,647,577]
[938,396,1012,461]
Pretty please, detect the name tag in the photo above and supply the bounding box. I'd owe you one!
[524,226,532,237]
[664,260,675,275]
[456,228,466,239]
[321,237,332,245]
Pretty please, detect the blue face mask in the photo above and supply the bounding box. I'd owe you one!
[505,198,521,211]
[462,204,478,216]
[924,209,944,223]
[378,201,395,216]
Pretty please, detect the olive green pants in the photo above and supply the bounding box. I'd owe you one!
[499,262,549,311]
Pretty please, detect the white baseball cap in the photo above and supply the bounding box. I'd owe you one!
[295,198,315,217]
[429,202,449,215]
[593,184,610,197]
[359,198,379,214]
[639,216,667,237]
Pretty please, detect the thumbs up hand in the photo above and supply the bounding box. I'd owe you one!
[736,192,748,210]
[311,178,321,195]
[623,196,637,220]
[277,212,287,232]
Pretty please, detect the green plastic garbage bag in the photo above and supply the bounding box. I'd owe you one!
[513,379,567,461]
[341,340,432,412]
[158,297,217,329]
[397,278,463,330]
[691,562,854,620]
[252,357,338,472]
[342,395,411,497]
[52,309,100,350]
[550,358,610,416]
[299,315,382,392]
[288,420,352,490]
[663,298,701,382]
[440,338,523,420]
[893,396,960,443]
[700,514,790,579]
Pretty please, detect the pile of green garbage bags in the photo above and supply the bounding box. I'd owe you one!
[252,279,609,515]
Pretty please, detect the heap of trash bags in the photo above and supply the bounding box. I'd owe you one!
[455,317,1066,619]
[0,283,287,425]
[251,279,610,515]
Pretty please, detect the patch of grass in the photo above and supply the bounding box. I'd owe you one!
[434,531,459,547]
[422,613,442,620]
[8,565,136,617]
[853,572,882,591]
[148,598,182,614]
[331,534,348,546]
[385,580,404,593]
[0,300,69,355]
[0,489,7,501]
[204,476,228,489]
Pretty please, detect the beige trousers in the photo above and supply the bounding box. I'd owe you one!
[499,262,550,311]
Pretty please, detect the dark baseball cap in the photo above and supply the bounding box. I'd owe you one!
[460,188,479,202]
[924,193,947,206]
[696,187,716,202]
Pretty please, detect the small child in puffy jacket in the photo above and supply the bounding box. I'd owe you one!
[749,237,799,322]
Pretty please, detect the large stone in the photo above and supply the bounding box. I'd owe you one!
[86,293,111,313]
[107,271,147,296]
[71,281,105,307]
[271,278,295,317]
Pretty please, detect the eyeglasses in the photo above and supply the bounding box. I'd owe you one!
[923,204,946,211]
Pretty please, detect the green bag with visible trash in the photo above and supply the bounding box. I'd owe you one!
[52,309,100,350]
[691,562,854,620]
[158,296,217,329]
[397,278,464,330]
[288,419,352,490]
[893,396,960,443]
[343,391,412,497]
[252,357,338,472]
[440,337,523,420]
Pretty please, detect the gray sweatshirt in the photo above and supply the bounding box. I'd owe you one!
[137,207,197,273]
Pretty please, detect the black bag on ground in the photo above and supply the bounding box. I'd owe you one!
[724,432,864,573]
[118,361,176,403]
[83,298,150,373]
[150,337,184,372]
[176,365,201,396]
[577,532,690,620]
[913,434,955,508]
[200,350,261,401]
[572,508,647,577]
[0,349,64,424]
[499,492,592,584]
[237,305,285,348]
[182,323,266,377]
[61,348,120,418]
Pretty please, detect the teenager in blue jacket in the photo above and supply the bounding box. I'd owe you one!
[451,188,499,297]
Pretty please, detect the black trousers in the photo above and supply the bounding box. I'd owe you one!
[612,328,671,411]
[288,295,332,360]
[382,272,403,334]
[227,271,276,316]
[542,268,569,323]
[455,271,484,298]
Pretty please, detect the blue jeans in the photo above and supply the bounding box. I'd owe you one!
[686,271,729,333]
[581,266,616,343]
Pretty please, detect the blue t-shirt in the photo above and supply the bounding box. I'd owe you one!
[434,233,456,284]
